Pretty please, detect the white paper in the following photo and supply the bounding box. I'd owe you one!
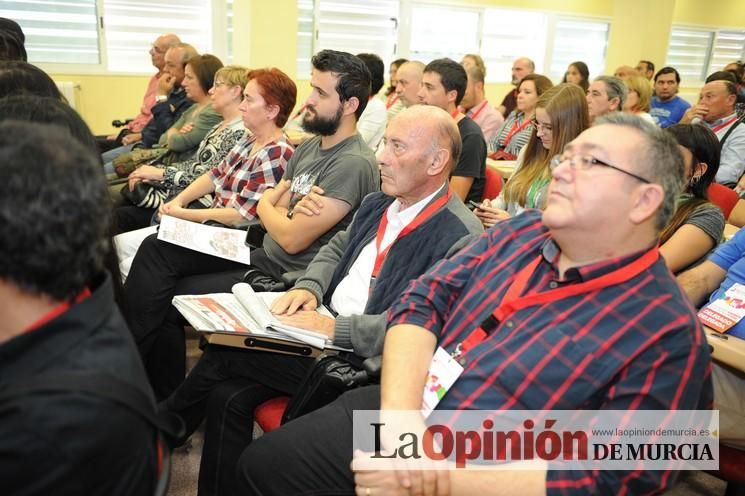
[157,215,251,265]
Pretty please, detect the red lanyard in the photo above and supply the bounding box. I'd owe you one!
[386,94,400,110]
[24,288,92,334]
[292,104,307,119]
[458,246,659,353]
[500,116,532,149]
[469,100,490,120]
[450,108,460,119]
[711,115,739,133]
[371,189,452,282]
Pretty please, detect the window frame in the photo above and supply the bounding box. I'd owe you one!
[667,24,745,84]
[12,0,232,76]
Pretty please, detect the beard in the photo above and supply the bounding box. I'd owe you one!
[301,103,344,136]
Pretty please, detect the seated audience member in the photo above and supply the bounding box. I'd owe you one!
[460,53,485,74]
[107,53,223,176]
[637,59,655,80]
[393,60,425,108]
[460,61,504,143]
[497,57,534,117]
[102,43,198,164]
[623,74,655,123]
[562,60,589,91]
[115,65,248,233]
[613,64,638,79]
[677,233,745,450]
[586,75,626,122]
[0,17,25,46]
[100,33,180,151]
[682,78,745,186]
[125,51,380,400]
[355,53,387,149]
[238,113,713,496]
[163,105,483,496]
[489,73,553,159]
[418,58,487,203]
[650,66,690,128]
[0,96,127,308]
[384,57,407,120]
[123,67,297,398]
[0,121,158,495]
[476,83,589,226]
[660,124,725,273]
[0,60,63,100]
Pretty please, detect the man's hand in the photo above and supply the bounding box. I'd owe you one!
[121,132,142,146]
[260,179,292,208]
[680,104,709,124]
[276,311,335,338]
[352,451,450,496]
[271,288,319,315]
[291,185,326,217]
[473,200,511,228]
[157,74,176,97]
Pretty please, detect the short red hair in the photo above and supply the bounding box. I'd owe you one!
[246,68,297,128]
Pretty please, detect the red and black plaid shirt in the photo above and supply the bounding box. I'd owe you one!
[388,210,713,495]
[209,134,294,221]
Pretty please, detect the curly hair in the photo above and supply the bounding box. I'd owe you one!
[0,120,110,300]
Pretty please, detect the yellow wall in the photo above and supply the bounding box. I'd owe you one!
[49,0,745,134]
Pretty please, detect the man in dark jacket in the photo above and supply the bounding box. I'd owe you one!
[162,105,483,495]
[0,122,158,495]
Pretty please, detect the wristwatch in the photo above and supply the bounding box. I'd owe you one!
[155,95,168,103]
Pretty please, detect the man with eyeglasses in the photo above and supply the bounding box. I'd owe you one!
[99,34,180,152]
[238,112,713,496]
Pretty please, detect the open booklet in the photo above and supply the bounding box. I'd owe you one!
[158,215,252,265]
[172,282,349,353]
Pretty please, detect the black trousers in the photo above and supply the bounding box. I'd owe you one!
[164,345,314,496]
[237,385,381,496]
[123,233,252,400]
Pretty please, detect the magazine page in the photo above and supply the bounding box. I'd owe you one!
[172,293,264,333]
[157,215,251,265]
[231,283,333,349]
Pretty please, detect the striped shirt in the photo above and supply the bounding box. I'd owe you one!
[208,134,293,221]
[388,210,713,494]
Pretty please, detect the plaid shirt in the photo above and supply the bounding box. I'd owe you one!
[388,210,713,495]
[208,134,293,221]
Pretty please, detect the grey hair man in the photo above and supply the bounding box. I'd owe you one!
[586,75,627,121]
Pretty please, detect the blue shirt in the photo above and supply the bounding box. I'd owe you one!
[708,227,745,338]
[650,96,691,128]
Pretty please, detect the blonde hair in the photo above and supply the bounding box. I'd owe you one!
[215,65,249,89]
[503,83,590,207]
[624,75,652,113]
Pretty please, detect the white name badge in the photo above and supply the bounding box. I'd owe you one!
[420,346,464,418]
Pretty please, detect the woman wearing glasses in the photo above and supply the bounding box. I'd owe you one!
[476,83,589,227]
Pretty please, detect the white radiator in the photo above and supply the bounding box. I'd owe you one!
[54,81,80,110]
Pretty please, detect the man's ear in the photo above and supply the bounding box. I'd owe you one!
[428,147,450,176]
[629,183,665,225]
[342,96,360,117]
[609,97,621,111]
[446,88,458,107]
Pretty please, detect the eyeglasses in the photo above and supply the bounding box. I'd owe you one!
[150,45,167,54]
[531,118,552,132]
[549,154,651,184]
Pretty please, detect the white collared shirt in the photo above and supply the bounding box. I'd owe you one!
[329,184,446,316]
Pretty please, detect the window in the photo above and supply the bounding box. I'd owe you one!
[297,0,399,78]
[666,27,745,83]
[1,0,225,73]
[394,2,609,83]
[1,0,101,65]
[409,4,480,63]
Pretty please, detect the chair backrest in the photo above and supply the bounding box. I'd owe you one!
[483,166,503,201]
[708,183,739,220]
